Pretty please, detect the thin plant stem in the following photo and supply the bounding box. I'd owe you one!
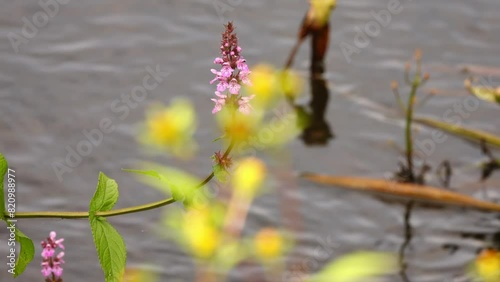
[405,81,419,179]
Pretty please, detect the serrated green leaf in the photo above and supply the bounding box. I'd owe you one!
[13,228,35,277]
[0,152,7,220]
[90,216,127,282]
[90,172,119,214]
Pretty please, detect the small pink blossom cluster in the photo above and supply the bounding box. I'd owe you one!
[41,231,65,282]
[210,22,254,114]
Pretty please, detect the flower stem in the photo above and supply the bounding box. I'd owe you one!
[9,141,235,220]
[405,81,419,179]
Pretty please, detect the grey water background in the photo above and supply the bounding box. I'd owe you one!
[0,0,500,281]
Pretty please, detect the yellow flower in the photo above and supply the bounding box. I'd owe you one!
[232,157,266,198]
[248,64,278,107]
[216,107,263,145]
[121,267,158,282]
[254,228,284,260]
[472,249,500,282]
[278,69,304,100]
[182,207,221,259]
[309,0,337,27]
[247,64,304,108]
[141,98,197,158]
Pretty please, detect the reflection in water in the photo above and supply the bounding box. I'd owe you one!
[285,1,335,146]
[399,201,414,282]
[296,74,334,145]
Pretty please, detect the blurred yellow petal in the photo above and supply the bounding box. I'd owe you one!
[141,98,197,158]
[122,267,158,282]
[471,249,500,282]
[278,69,304,100]
[248,64,279,107]
[308,251,398,282]
[182,207,221,259]
[309,0,337,27]
[254,228,284,260]
[232,157,266,198]
[217,107,263,145]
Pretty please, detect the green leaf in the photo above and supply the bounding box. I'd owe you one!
[13,228,35,277]
[0,152,8,220]
[89,172,119,213]
[90,216,127,282]
[308,251,397,282]
[469,86,500,105]
[213,164,229,183]
[122,169,162,179]
[125,163,201,206]
[413,116,500,149]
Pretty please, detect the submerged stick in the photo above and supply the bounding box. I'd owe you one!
[302,173,500,212]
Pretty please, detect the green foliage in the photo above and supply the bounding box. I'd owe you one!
[0,153,34,277]
[90,172,119,213]
[213,164,229,183]
[13,228,35,278]
[89,217,127,282]
[89,172,127,282]
[308,251,397,282]
[125,163,202,207]
[468,86,500,105]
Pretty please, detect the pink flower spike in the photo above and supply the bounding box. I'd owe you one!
[228,79,241,95]
[238,95,255,114]
[41,231,65,281]
[214,57,224,64]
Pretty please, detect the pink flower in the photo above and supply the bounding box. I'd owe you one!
[238,95,255,114]
[220,64,233,78]
[237,58,248,71]
[217,81,229,92]
[41,231,65,281]
[239,70,252,86]
[211,92,227,114]
[228,79,241,95]
[209,22,253,114]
